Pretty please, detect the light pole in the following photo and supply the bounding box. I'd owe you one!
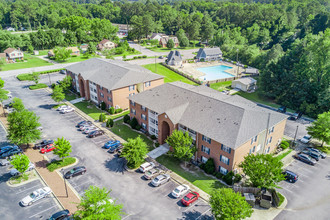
[61,168,68,198]
[291,125,299,149]
[155,56,157,73]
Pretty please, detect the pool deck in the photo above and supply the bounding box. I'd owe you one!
[177,61,244,80]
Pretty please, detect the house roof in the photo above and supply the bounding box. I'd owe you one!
[245,68,259,74]
[66,58,164,91]
[233,77,257,85]
[4,48,16,53]
[150,33,167,39]
[197,47,222,58]
[129,82,286,149]
[160,36,179,45]
[66,47,80,52]
[100,39,111,45]
[167,50,182,62]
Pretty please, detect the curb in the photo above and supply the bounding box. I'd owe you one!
[6,170,38,188]
[43,155,80,171]
[55,169,82,200]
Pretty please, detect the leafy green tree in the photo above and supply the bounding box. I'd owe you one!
[165,130,195,165]
[200,13,215,43]
[121,136,148,168]
[53,47,72,61]
[0,58,5,71]
[53,137,72,159]
[51,85,65,103]
[0,77,9,112]
[99,113,106,122]
[167,39,175,49]
[307,111,330,147]
[10,154,30,176]
[106,118,114,128]
[60,76,72,92]
[31,72,40,85]
[86,42,97,56]
[75,185,124,220]
[7,110,41,146]
[239,154,285,189]
[176,29,189,48]
[11,97,25,112]
[210,188,253,220]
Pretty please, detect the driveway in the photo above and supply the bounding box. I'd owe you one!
[284,118,311,141]
[3,73,214,219]
[276,156,330,220]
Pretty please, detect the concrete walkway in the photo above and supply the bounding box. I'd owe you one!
[69,97,85,104]
[147,143,170,159]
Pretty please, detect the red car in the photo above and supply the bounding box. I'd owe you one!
[181,192,199,206]
[40,144,55,154]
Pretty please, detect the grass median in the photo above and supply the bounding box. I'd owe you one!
[46,157,76,172]
[29,83,48,90]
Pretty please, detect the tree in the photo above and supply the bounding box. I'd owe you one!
[307,111,330,147]
[31,72,40,84]
[60,76,72,92]
[86,42,97,56]
[99,113,106,122]
[53,137,72,159]
[53,47,72,61]
[165,130,195,165]
[239,154,285,189]
[121,136,148,168]
[11,97,25,112]
[7,110,41,146]
[106,118,114,128]
[0,77,9,112]
[10,154,30,176]
[75,185,124,220]
[51,85,65,103]
[210,188,253,220]
[167,39,175,49]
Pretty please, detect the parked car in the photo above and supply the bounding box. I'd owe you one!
[139,162,155,173]
[0,148,22,159]
[59,70,66,74]
[83,127,97,134]
[76,121,92,127]
[103,140,120,149]
[293,153,316,165]
[151,174,170,187]
[79,124,94,131]
[143,168,163,180]
[20,187,52,206]
[88,130,104,138]
[299,135,311,144]
[0,158,11,166]
[306,147,327,159]
[40,144,55,154]
[301,150,320,161]
[57,105,68,111]
[158,56,164,59]
[48,209,73,220]
[181,192,199,206]
[10,162,35,176]
[282,170,298,183]
[288,112,302,121]
[60,106,75,114]
[107,144,123,154]
[172,184,190,198]
[64,166,87,179]
[34,140,54,149]
[0,145,18,154]
[277,106,287,113]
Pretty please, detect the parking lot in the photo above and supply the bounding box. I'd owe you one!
[276,156,330,220]
[0,123,61,220]
[3,73,214,219]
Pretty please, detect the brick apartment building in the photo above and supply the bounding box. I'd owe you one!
[128,82,287,174]
[66,58,164,110]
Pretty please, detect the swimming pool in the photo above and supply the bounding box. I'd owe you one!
[196,65,234,81]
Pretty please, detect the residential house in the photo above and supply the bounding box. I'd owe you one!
[159,36,179,48]
[97,39,116,50]
[66,47,80,56]
[80,44,89,52]
[3,48,24,62]
[167,50,182,66]
[5,27,15,31]
[148,33,168,42]
[128,82,287,174]
[48,50,55,58]
[66,58,164,110]
[196,47,222,61]
[231,77,257,92]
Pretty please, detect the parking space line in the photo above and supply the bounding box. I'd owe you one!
[196,208,212,220]
[122,214,132,220]
[73,180,92,188]
[28,205,57,218]
[15,185,40,194]
[281,187,294,194]
[183,201,200,212]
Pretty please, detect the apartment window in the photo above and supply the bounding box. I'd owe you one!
[221,144,231,154]
[188,128,196,135]
[100,93,104,98]
[141,105,146,111]
[220,155,230,165]
[130,100,136,106]
[129,85,135,91]
[129,93,135,97]
[201,156,208,164]
[269,126,274,134]
[107,96,112,102]
[219,166,228,175]
[107,89,111,94]
[150,118,158,125]
[145,81,151,87]
[252,146,256,152]
[201,145,210,155]
[251,135,257,144]
[249,148,252,155]
[100,86,103,90]
[266,137,273,145]
[130,109,136,115]
[265,146,270,153]
[141,123,147,129]
[202,135,211,144]
[141,114,147,120]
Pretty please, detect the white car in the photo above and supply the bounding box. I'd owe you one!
[300,135,311,144]
[171,184,190,198]
[60,106,75,114]
[0,158,11,166]
[83,127,97,134]
[139,162,155,173]
[20,187,52,206]
[57,105,68,111]
[10,162,35,176]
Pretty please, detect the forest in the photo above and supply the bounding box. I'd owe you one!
[0,0,329,117]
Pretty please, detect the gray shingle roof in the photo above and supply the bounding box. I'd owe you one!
[233,77,257,85]
[197,47,222,58]
[66,58,164,90]
[167,50,182,62]
[129,82,286,149]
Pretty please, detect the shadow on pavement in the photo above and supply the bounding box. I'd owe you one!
[104,157,126,174]
[180,210,214,220]
[38,104,54,110]
[0,173,11,184]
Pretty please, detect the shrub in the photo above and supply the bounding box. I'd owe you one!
[223,171,235,185]
[99,113,106,122]
[202,158,215,174]
[216,172,224,179]
[100,101,106,110]
[51,83,56,89]
[108,107,115,115]
[135,124,142,130]
[46,157,76,172]
[123,114,130,124]
[130,117,138,129]
[123,55,127,59]
[233,61,237,64]
[281,140,290,149]
[142,55,147,58]
[155,142,160,148]
[200,58,205,62]
[115,108,123,114]
[157,45,162,48]
[150,135,157,140]
[106,118,114,127]
[234,174,242,183]
[244,65,248,68]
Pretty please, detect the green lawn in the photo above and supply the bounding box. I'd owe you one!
[54,55,99,64]
[157,155,225,194]
[1,53,53,71]
[108,110,129,120]
[147,46,200,53]
[111,119,154,151]
[36,50,49,56]
[29,83,47,90]
[143,63,197,85]
[65,93,78,101]
[73,101,103,120]
[210,81,233,92]
[113,50,141,57]
[275,149,293,162]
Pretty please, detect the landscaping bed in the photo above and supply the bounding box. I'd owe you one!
[46,157,76,172]
[275,149,293,162]
[8,171,37,185]
[17,68,65,81]
[29,83,48,90]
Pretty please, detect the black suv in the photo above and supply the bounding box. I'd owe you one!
[283,170,298,183]
[0,148,22,159]
[277,106,287,113]
[34,139,54,149]
[48,209,73,220]
[64,166,87,179]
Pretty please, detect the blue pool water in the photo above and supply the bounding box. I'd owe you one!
[196,65,234,81]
